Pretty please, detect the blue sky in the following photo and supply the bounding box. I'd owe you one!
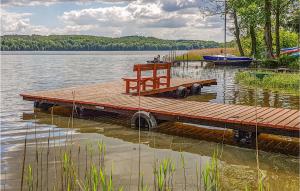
[1,0,228,41]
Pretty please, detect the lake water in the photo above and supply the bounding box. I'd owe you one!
[1,51,299,190]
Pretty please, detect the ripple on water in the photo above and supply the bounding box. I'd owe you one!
[1,51,299,191]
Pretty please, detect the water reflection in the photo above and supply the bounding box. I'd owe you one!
[14,110,300,191]
[1,52,299,190]
[172,63,299,109]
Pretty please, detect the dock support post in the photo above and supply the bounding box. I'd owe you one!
[233,130,259,145]
[34,101,54,111]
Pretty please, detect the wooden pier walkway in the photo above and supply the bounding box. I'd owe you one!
[21,78,300,138]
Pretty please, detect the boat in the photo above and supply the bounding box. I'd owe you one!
[281,47,299,51]
[289,52,300,58]
[281,47,300,55]
[203,55,253,67]
[146,60,164,63]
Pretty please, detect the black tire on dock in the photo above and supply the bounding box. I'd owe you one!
[191,83,201,95]
[131,111,157,130]
[175,86,188,98]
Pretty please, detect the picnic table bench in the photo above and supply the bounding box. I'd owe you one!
[122,63,171,94]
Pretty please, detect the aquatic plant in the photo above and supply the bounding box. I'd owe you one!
[196,162,202,191]
[20,127,28,191]
[180,153,187,191]
[19,130,277,191]
[235,71,300,95]
[140,173,150,191]
[97,140,106,170]
[202,150,220,191]
[153,158,176,191]
[26,165,34,191]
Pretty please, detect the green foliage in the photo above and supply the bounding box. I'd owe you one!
[153,158,176,191]
[202,150,220,191]
[241,29,298,58]
[286,9,300,33]
[235,71,300,95]
[260,59,280,68]
[278,55,299,69]
[259,54,299,69]
[236,0,264,27]
[279,29,298,48]
[0,35,220,51]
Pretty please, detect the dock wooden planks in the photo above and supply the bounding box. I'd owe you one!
[21,78,300,137]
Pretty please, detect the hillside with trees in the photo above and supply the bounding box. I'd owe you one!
[0,35,220,51]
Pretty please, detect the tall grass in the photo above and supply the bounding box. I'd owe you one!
[26,165,33,191]
[153,158,175,191]
[202,150,220,191]
[20,108,273,191]
[236,71,300,95]
[21,137,275,191]
[176,48,240,61]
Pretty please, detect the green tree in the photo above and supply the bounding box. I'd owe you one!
[273,0,297,57]
[238,0,264,57]
[264,0,273,59]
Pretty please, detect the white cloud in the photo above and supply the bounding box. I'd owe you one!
[1,0,129,7]
[0,0,230,41]
[0,9,50,34]
[60,6,134,26]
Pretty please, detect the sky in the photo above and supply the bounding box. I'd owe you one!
[1,0,230,41]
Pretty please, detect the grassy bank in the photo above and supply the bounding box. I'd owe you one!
[235,71,300,96]
[175,48,239,61]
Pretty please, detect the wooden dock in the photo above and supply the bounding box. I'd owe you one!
[21,78,300,141]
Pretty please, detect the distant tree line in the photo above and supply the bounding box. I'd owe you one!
[0,35,220,51]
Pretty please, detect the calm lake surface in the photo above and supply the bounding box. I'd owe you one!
[1,51,299,190]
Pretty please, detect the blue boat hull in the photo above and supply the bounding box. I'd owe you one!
[203,55,253,61]
[281,47,298,51]
[203,55,253,67]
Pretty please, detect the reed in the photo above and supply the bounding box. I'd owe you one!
[180,153,187,191]
[47,128,50,191]
[153,158,175,191]
[235,71,300,95]
[34,119,39,191]
[21,115,270,191]
[202,150,220,191]
[26,165,33,191]
[19,131,273,191]
[40,149,43,190]
[196,162,202,191]
[175,48,239,61]
[257,170,270,191]
[140,173,150,191]
[20,127,28,191]
[97,140,106,170]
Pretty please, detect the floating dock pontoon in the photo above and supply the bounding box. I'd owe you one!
[21,78,299,143]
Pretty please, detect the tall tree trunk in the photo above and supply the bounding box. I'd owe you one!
[275,0,280,57]
[233,9,244,56]
[264,0,273,58]
[250,24,257,57]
